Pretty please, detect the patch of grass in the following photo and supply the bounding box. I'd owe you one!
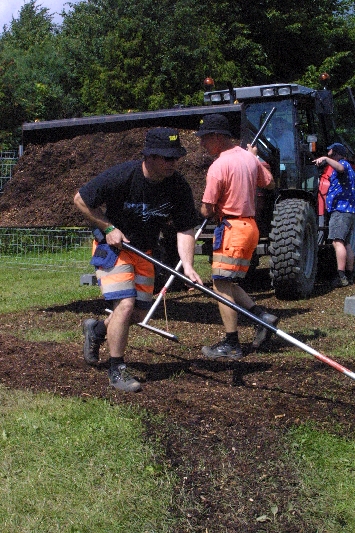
[288,424,355,532]
[0,386,175,533]
[0,254,211,316]
[22,328,79,343]
[0,267,98,314]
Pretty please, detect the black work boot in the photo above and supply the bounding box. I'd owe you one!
[82,319,105,364]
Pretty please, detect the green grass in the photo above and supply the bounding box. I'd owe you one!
[0,386,174,533]
[0,259,177,532]
[288,424,355,532]
[0,254,211,315]
[1,253,355,531]
[0,267,98,314]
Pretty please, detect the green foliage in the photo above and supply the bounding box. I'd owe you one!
[0,0,355,147]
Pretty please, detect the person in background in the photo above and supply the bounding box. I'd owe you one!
[314,143,355,287]
[269,116,295,162]
[197,114,278,360]
[74,127,202,392]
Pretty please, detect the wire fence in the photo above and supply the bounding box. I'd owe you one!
[0,227,93,271]
[0,151,18,192]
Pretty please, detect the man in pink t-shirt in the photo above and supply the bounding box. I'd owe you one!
[197,113,278,360]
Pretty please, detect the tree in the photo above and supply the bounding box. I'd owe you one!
[0,1,81,147]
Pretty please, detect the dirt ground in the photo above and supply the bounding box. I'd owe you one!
[0,130,355,532]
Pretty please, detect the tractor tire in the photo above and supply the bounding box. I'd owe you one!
[269,198,318,299]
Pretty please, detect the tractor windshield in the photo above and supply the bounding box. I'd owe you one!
[245,99,299,188]
[245,99,296,164]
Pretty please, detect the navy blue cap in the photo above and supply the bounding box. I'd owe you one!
[327,143,347,157]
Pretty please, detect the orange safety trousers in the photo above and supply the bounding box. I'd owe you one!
[212,218,259,280]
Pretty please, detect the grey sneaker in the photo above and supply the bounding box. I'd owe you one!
[83,319,105,365]
[201,338,244,360]
[345,271,354,285]
[108,364,142,392]
[331,276,349,288]
[252,312,279,349]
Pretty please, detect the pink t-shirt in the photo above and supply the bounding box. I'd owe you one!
[202,146,273,218]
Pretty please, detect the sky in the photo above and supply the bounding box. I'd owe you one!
[0,0,81,30]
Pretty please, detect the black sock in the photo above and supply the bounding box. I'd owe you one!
[109,357,124,371]
[338,270,346,279]
[93,320,107,338]
[226,331,239,345]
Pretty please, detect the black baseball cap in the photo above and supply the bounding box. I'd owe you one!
[142,127,187,158]
[195,114,232,137]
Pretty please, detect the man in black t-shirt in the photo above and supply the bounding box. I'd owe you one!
[74,127,202,392]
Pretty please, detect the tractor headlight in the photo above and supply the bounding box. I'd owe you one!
[261,88,275,97]
[277,86,291,95]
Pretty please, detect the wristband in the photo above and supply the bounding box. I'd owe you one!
[104,225,116,235]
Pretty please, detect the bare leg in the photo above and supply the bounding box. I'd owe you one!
[213,279,255,332]
[333,239,347,271]
[105,298,147,358]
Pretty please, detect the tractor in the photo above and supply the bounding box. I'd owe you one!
[202,74,355,298]
[21,75,355,298]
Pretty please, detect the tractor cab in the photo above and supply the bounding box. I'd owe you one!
[203,77,355,298]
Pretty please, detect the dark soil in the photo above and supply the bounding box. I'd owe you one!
[0,130,354,532]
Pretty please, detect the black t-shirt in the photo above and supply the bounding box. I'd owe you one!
[79,160,198,250]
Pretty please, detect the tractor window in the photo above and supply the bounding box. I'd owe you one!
[245,100,299,188]
[246,100,295,163]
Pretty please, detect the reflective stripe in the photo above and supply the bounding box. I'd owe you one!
[212,254,250,267]
[109,263,133,274]
[212,267,247,279]
[136,274,154,287]
[100,280,133,293]
[136,289,153,301]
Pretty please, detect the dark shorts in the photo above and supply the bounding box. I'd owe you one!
[328,211,355,244]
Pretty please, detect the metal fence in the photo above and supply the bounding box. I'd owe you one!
[0,227,93,271]
[0,151,18,192]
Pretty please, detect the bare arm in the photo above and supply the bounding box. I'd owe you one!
[73,191,128,247]
[176,229,203,284]
[200,202,215,220]
[313,156,345,173]
[264,175,275,190]
[247,146,275,190]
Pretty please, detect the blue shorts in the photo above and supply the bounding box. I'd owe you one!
[328,211,355,244]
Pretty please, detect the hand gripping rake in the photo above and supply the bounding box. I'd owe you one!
[138,218,209,341]
[122,241,355,382]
